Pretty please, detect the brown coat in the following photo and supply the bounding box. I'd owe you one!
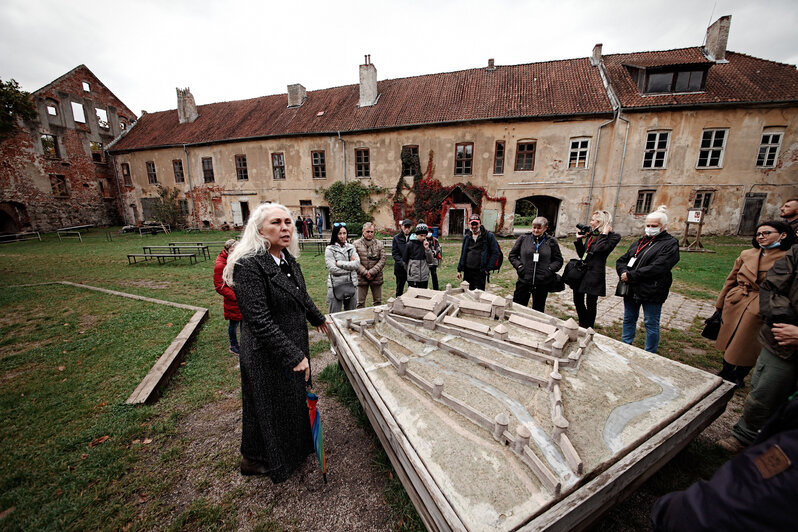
[353,236,386,286]
[715,247,788,365]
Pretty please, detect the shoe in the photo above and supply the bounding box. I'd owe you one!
[229,345,240,355]
[240,457,269,476]
[717,436,745,454]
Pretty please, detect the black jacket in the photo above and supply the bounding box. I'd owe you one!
[456,226,501,273]
[615,231,680,304]
[574,232,621,296]
[509,233,563,288]
[759,245,798,359]
[392,231,411,274]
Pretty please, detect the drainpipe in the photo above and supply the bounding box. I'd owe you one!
[183,144,199,228]
[584,112,617,223]
[611,109,630,224]
[338,131,346,184]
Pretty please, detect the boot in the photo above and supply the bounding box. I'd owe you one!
[717,360,736,382]
[733,365,753,390]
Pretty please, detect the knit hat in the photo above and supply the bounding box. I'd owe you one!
[415,223,429,235]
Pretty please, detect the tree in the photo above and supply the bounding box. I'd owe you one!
[152,185,187,228]
[0,78,37,141]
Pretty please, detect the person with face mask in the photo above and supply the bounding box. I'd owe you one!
[714,221,794,388]
[615,205,680,353]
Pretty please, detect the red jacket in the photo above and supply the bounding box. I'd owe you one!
[213,249,242,321]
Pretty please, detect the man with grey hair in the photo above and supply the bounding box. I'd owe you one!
[780,197,798,236]
[353,222,386,308]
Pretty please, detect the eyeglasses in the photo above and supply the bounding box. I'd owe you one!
[756,231,776,237]
[333,222,346,227]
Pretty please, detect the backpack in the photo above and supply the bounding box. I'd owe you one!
[487,233,503,272]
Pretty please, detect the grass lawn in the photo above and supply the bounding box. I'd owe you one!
[0,228,748,530]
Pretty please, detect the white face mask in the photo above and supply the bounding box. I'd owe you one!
[645,227,661,237]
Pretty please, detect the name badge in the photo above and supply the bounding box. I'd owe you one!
[628,257,637,267]
[533,253,540,262]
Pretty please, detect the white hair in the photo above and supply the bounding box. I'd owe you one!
[646,205,669,227]
[222,203,299,286]
[592,210,612,227]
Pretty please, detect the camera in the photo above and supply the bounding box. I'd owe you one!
[576,223,592,234]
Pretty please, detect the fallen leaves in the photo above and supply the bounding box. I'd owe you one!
[89,435,110,447]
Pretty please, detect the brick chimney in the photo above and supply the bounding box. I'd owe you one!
[704,15,731,62]
[590,44,603,66]
[176,87,198,124]
[359,55,378,107]
[487,58,496,71]
[287,83,307,107]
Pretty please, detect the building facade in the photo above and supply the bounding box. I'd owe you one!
[108,17,798,237]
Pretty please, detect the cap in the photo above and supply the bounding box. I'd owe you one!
[401,219,413,227]
[415,223,429,234]
[469,214,481,223]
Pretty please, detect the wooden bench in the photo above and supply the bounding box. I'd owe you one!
[144,245,210,260]
[57,230,83,242]
[127,253,197,265]
[138,225,170,236]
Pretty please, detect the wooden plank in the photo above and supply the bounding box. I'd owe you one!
[522,447,562,495]
[558,434,583,475]
[509,314,558,335]
[58,282,205,311]
[458,300,493,314]
[443,315,491,334]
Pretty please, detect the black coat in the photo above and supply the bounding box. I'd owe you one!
[392,231,411,275]
[574,232,621,296]
[232,250,326,482]
[509,233,563,288]
[615,232,680,304]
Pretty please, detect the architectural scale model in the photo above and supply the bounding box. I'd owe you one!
[327,284,735,531]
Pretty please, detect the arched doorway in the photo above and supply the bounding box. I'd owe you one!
[514,195,561,234]
[0,202,29,234]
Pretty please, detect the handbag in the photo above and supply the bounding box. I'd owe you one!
[615,280,630,297]
[330,274,356,302]
[701,309,722,340]
[549,274,566,293]
[563,259,587,288]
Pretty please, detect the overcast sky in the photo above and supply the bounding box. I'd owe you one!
[1,0,797,116]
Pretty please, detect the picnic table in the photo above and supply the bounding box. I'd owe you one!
[142,245,210,260]
[56,225,94,242]
[0,231,41,244]
[127,251,198,265]
[138,224,170,236]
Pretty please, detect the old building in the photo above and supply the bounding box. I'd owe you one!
[108,16,798,236]
[0,65,136,233]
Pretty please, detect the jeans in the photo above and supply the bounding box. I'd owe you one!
[228,320,240,349]
[622,298,662,353]
[573,292,599,328]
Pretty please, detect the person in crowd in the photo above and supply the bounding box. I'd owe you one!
[572,210,621,328]
[403,223,435,289]
[457,213,501,291]
[392,219,413,296]
[428,230,442,290]
[508,216,563,312]
[715,221,794,388]
[316,212,324,238]
[220,221,231,231]
[302,217,309,239]
[306,216,315,238]
[325,223,360,313]
[295,215,304,239]
[718,244,798,453]
[652,393,798,531]
[353,221,386,308]
[615,205,680,354]
[222,203,328,482]
[780,197,798,236]
[213,239,243,354]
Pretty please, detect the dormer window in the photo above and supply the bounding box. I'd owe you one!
[626,63,709,95]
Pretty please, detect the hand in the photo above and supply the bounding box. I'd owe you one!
[423,240,430,249]
[621,272,629,282]
[576,232,584,239]
[293,357,310,381]
[316,321,329,335]
[456,272,462,280]
[365,272,372,280]
[772,323,798,346]
[602,224,612,235]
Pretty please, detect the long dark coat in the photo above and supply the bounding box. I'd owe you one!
[616,232,680,304]
[573,232,621,296]
[232,250,326,483]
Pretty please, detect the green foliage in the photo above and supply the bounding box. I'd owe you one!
[0,78,37,141]
[152,185,187,229]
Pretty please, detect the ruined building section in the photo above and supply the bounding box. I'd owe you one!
[0,65,136,232]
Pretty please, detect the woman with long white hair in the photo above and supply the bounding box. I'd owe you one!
[223,202,328,482]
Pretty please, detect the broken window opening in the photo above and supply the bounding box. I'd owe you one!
[90,141,103,162]
[121,162,132,185]
[201,157,214,183]
[50,174,69,197]
[95,108,109,129]
[71,101,86,123]
[312,150,326,179]
[146,161,157,184]
[82,81,91,92]
[401,145,419,177]
[454,142,473,175]
[41,134,59,158]
[235,154,249,181]
[493,141,505,174]
[693,191,713,213]
[635,190,655,215]
[272,153,286,180]
[173,159,185,183]
[47,105,58,116]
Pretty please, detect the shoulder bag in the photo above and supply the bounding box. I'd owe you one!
[563,258,587,288]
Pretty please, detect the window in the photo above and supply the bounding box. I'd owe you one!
[146,161,157,184]
[47,105,58,116]
[178,200,189,216]
[50,174,68,197]
[568,138,590,168]
[635,190,655,215]
[493,141,505,174]
[95,108,109,129]
[121,162,131,185]
[355,148,370,177]
[515,141,536,171]
[235,154,248,180]
[674,71,703,92]
[172,159,185,183]
[272,153,285,180]
[90,141,103,162]
[98,179,112,198]
[71,101,86,123]
[401,145,419,176]
[693,191,713,213]
[644,70,704,94]
[757,130,783,168]
[201,157,214,183]
[454,142,473,175]
[311,150,326,179]
[41,134,58,158]
[697,129,727,168]
[643,131,670,169]
[82,81,91,92]
[119,116,127,130]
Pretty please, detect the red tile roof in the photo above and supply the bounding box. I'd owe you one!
[604,48,798,108]
[110,58,612,152]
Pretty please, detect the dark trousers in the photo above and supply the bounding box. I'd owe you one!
[463,268,486,291]
[395,267,407,297]
[513,280,549,312]
[228,320,240,348]
[429,266,439,290]
[573,292,599,328]
[408,280,429,289]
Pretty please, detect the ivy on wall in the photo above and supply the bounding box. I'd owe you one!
[322,180,387,236]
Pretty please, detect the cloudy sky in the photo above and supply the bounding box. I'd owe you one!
[1,0,797,116]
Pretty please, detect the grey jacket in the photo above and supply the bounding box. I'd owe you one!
[325,242,360,287]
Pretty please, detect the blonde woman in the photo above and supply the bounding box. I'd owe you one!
[222,203,328,482]
[572,210,621,328]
